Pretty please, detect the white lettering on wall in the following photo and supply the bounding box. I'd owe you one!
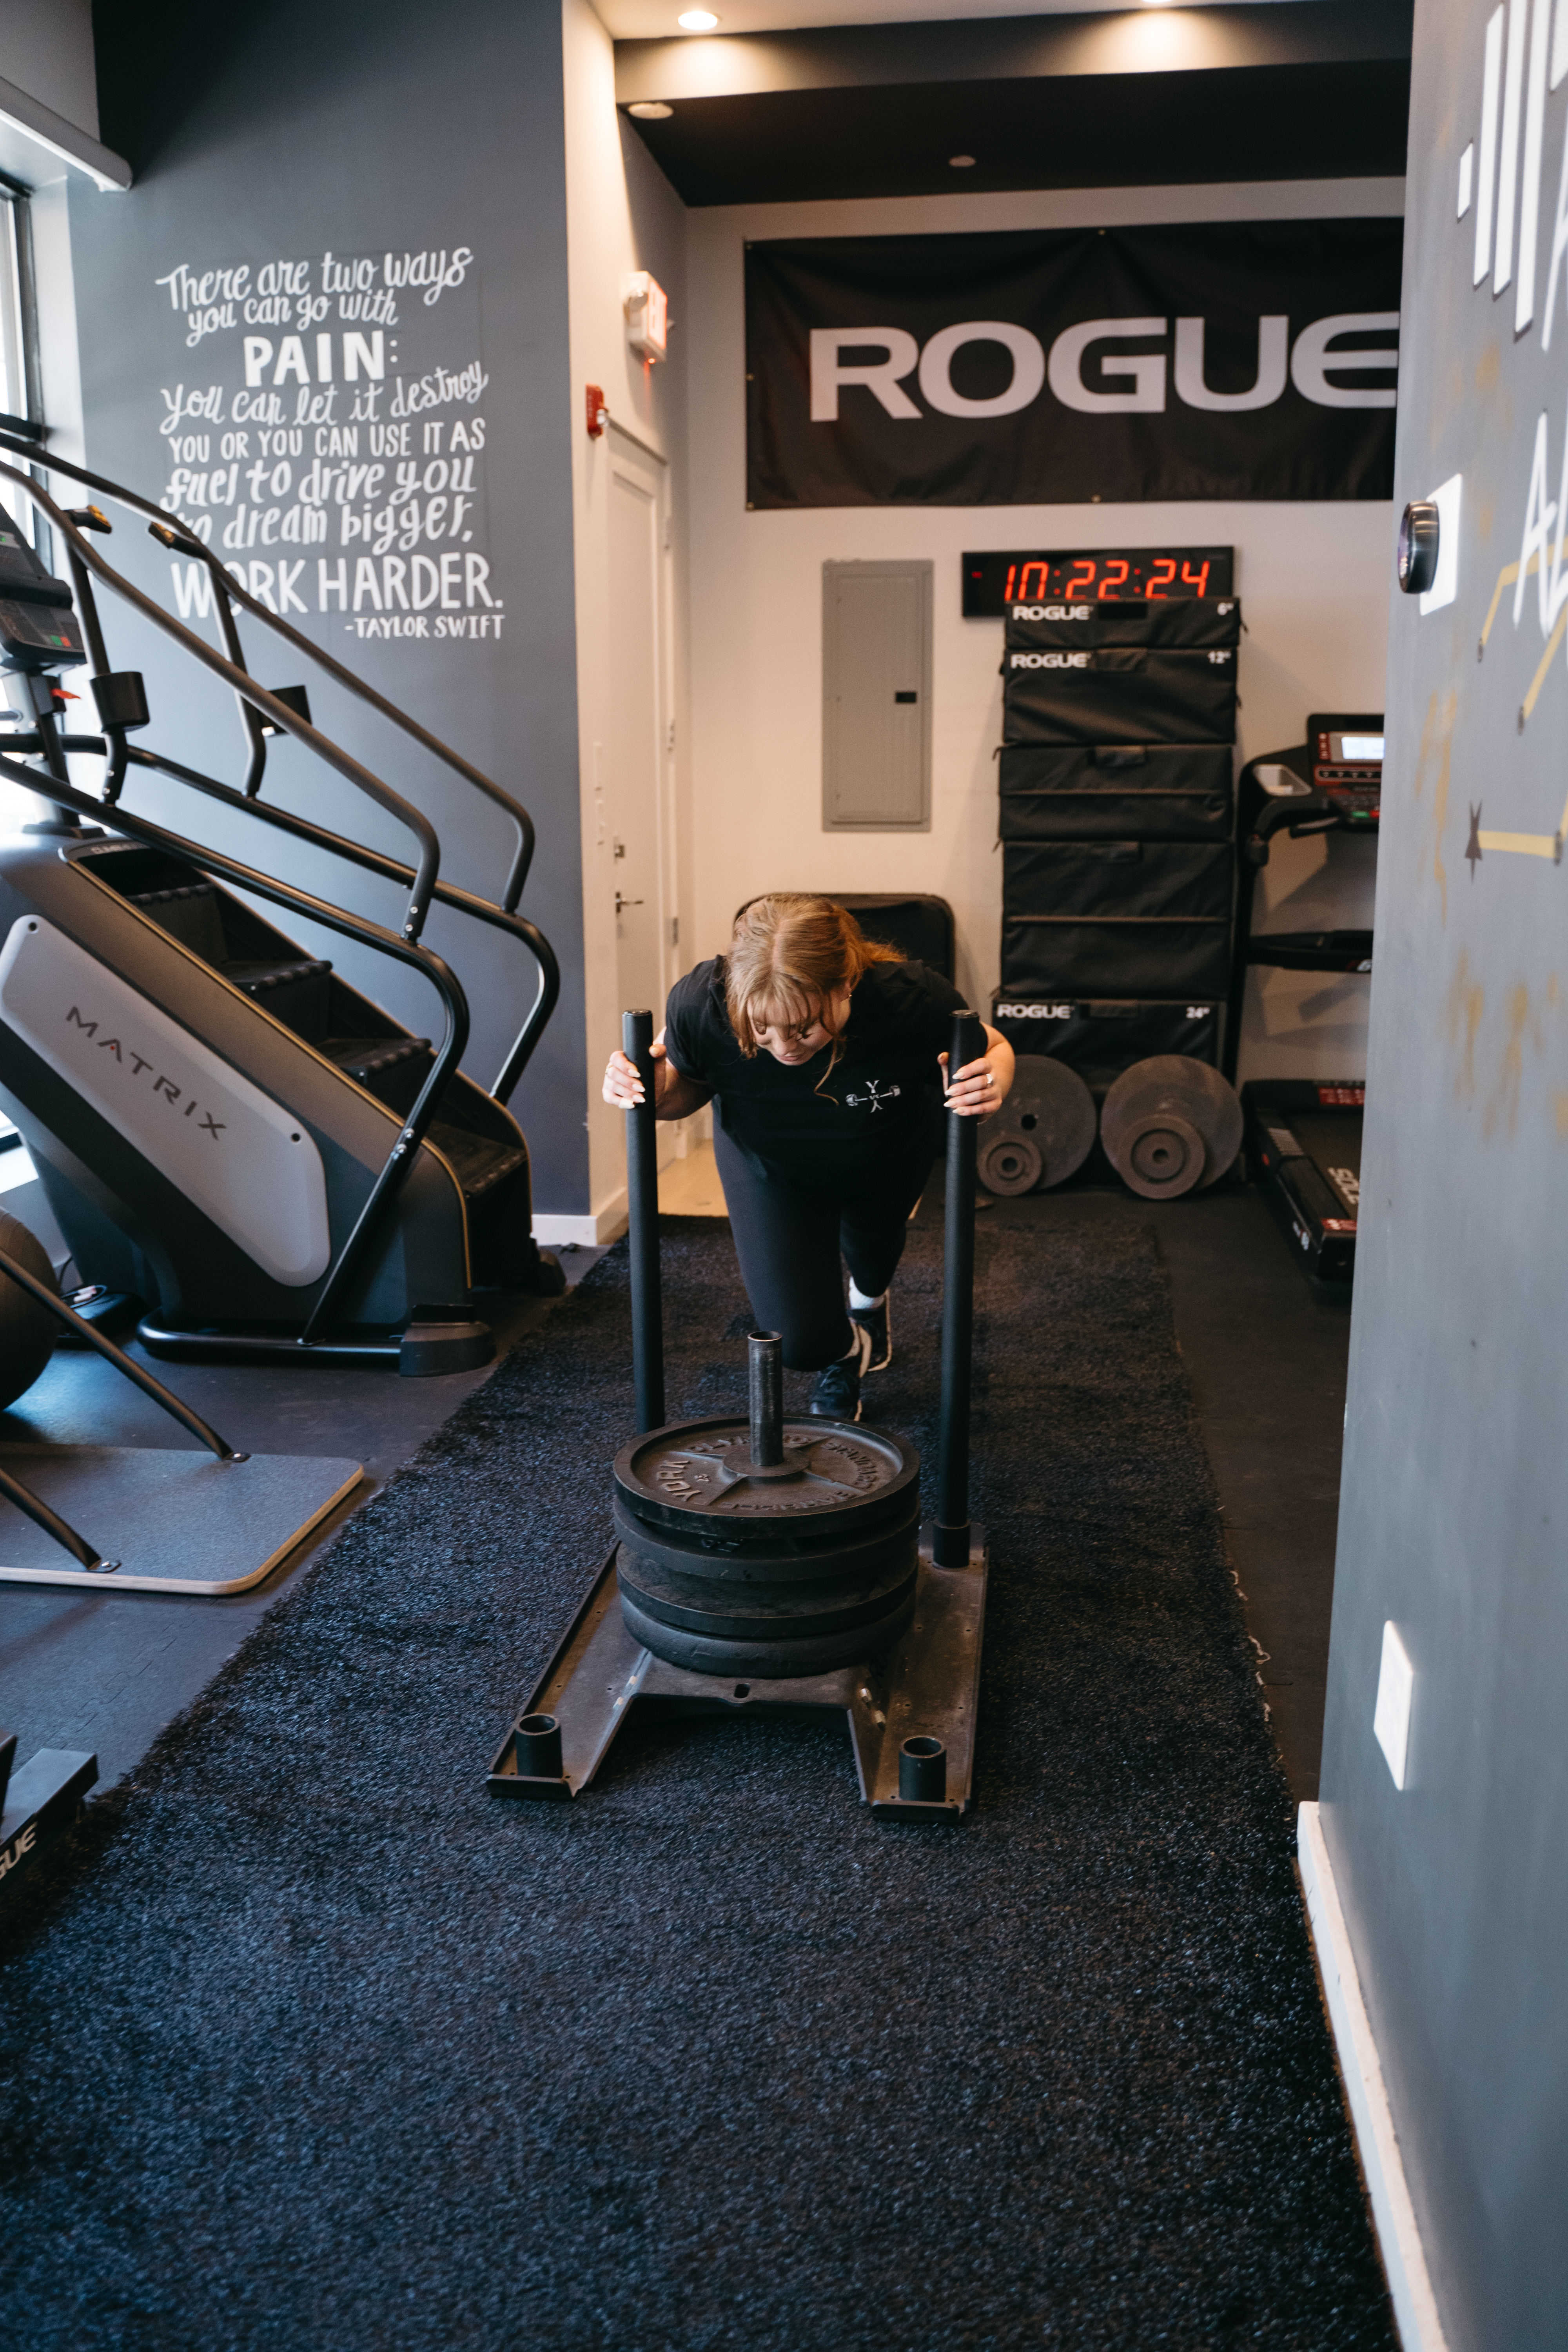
[149,242,503,647]
[809,328,920,421]
[1047,318,1168,414]
[809,312,1399,424]
[1173,316,1290,412]
[1289,314,1401,410]
[917,323,1045,418]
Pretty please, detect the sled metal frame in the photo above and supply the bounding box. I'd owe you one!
[487,1524,988,1818]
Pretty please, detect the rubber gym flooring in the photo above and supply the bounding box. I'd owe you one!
[0,1200,1386,2350]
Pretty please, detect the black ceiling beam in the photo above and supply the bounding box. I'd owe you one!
[614,2,1413,103]
[619,59,1411,206]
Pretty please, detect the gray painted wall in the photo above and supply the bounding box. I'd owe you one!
[1322,0,1568,2343]
[0,0,98,138]
[64,0,588,1211]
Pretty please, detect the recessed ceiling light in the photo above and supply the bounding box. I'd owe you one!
[949,154,976,169]
[677,9,719,26]
[629,101,675,119]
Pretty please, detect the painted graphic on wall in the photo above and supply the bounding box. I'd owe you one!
[745,221,1404,510]
[1465,0,1568,866]
[152,245,501,652]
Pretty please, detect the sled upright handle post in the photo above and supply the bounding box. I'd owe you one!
[935,1007,985,1567]
[623,1008,665,1433]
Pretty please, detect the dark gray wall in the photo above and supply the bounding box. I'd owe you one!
[67,0,587,1210]
[1322,0,1568,2343]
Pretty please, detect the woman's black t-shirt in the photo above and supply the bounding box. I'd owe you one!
[665,957,966,1185]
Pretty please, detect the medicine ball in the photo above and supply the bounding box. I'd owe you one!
[0,1209,58,1407]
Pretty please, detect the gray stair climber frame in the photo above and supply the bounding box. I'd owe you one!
[0,445,561,1359]
[0,838,481,1345]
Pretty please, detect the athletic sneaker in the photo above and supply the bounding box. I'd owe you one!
[809,1321,874,1422]
[848,1290,891,1373]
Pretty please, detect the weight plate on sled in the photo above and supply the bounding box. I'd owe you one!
[1100,1055,1243,1198]
[985,1057,1096,1191]
[615,1547,918,1643]
[978,1133,1042,1198]
[613,1414,918,1541]
[612,1488,920,1584]
[618,1580,918,1681]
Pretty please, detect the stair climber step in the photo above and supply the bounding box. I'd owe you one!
[128,881,227,963]
[426,1122,528,1201]
[222,956,334,1039]
[324,1034,432,1085]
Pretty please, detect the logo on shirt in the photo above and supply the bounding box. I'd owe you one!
[844,1078,902,1113]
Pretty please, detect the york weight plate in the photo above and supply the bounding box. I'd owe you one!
[1100,1056,1243,1198]
[613,1414,918,1543]
[983,1057,1096,1192]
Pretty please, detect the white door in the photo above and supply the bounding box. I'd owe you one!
[604,441,668,1038]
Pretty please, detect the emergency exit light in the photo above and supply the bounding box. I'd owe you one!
[625,272,669,364]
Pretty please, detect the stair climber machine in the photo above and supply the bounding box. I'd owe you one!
[1225,713,1381,1279]
[0,432,563,1379]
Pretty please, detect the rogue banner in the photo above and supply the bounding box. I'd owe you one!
[745,221,1403,510]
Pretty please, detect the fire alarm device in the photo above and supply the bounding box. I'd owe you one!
[586,384,607,439]
[624,273,669,364]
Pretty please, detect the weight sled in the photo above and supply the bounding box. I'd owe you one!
[487,1009,993,1819]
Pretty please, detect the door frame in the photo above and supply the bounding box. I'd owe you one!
[605,423,681,1168]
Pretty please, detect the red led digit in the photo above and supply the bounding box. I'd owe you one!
[1149,559,1176,599]
[1002,564,1016,602]
[1066,559,1096,599]
[1181,560,1211,596]
[1019,560,1048,600]
[1098,558,1129,600]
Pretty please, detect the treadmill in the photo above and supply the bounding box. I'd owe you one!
[1228,713,1380,1280]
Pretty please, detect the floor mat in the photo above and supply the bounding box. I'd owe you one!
[0,1216,1394,2351]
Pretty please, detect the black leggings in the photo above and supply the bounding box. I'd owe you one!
[713,1117,939,1370]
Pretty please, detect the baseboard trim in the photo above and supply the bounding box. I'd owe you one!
[534,1193,628,1249]
[1297,1802,1450,2352]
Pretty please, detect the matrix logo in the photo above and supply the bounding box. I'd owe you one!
[64,1005,226,1139]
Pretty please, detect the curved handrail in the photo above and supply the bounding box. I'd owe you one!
[118,740,560,1101]
[0,430,539,907]
[5,723,561,1104]
[0,749,472,1338]
[0,460,443,942]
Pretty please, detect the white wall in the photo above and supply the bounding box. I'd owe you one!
[562,0,691,1241]
[684,176,1403,1083]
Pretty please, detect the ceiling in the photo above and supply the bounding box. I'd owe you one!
[615,2,1412,205]
[598,0,1308,32]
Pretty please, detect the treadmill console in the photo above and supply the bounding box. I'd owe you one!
[0,519,84,672]
[1307,711,1382,820]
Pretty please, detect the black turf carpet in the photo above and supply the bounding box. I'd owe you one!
[0,1217,1395,2351]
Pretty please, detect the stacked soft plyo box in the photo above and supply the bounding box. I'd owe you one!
[992,586,1239,1090]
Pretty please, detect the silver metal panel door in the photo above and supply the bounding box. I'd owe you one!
[822,559,932,829]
